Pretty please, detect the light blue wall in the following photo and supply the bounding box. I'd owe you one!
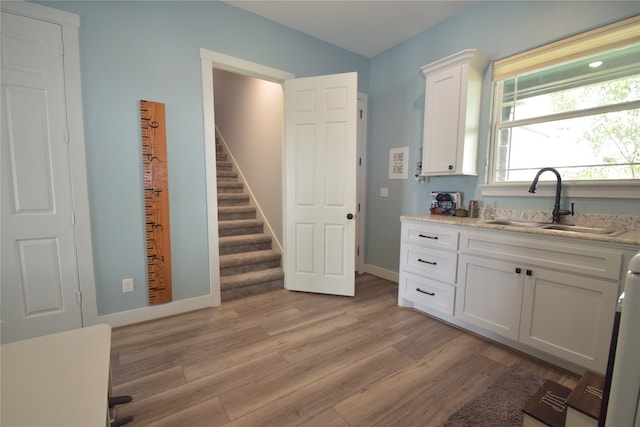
[40,1,370,315]
[31,1,640,316]
[365,1,640,272]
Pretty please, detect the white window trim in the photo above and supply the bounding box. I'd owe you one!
[484,16,640,199]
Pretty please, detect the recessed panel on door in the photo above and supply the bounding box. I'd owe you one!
[295,223,314,274]
[18,238,64,315]
[5,86,54,212]
[294,124,315,206]
[324,224,345,276]
[324,121,346,207]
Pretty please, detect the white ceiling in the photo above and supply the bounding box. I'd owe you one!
[224,1,476,58]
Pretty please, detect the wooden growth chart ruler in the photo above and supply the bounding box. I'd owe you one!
[140,100,172,304]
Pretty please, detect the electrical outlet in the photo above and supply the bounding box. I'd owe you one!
[122,278,134,293]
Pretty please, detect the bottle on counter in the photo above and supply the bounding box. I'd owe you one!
[468,200,479,218]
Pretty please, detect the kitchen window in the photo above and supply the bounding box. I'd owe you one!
[483,16,640,198]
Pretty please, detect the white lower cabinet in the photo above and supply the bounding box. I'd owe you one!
[399,218,635,374]
[456,255,523,341]
[519,268,618,372]
[457,253,618,371]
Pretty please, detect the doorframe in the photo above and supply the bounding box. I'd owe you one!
[199,49,369,302]
[199,49,294,305]
[356,94,368,274]
[1,1,99,327]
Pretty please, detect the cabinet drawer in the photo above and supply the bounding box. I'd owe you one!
[460,231,623,281]
[401,220,459,250]
[401,243,457,284]
[401,271,455,316]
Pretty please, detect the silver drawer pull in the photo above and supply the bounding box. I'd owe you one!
[416,288,435,296]
[418,234,438,240]
[417,258,437,265]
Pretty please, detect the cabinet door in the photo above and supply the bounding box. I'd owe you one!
[422,66,462,174]
[456,255,523,340]
[519,268,618,373]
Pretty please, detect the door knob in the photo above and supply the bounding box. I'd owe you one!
[346,213,354,220]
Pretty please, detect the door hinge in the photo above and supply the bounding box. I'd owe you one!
[358,202,360,212]
[357,246,360,256]
[70,212,76,226]
[359,157,362,166]
[76,291,82,304]
[64,128,70,143]
[359,109,363,119]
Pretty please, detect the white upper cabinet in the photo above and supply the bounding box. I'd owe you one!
[420,49,488,176]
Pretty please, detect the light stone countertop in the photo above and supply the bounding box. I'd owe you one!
[400,214,640,248]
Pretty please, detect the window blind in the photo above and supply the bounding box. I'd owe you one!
[492,15,640,81]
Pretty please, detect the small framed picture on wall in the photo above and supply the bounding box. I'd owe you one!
[388,146,408,179]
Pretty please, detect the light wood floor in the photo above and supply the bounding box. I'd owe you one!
[110,274,579,426]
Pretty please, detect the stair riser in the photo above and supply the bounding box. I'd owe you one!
[217,175,238,182]
[217,196,250,206]
[221,279,284,302]
[220,260,281,277]
[216,162,232,171]
[219,226,264,237]
[219,242,272,256]
[217,184,244,194]
[218,211,256,221]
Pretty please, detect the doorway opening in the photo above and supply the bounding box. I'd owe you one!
[200,49,367,304]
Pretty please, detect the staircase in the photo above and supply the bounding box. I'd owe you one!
[523,371,606,427]
[216,137,284,301]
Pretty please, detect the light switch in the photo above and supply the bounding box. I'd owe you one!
[379,187,389,197]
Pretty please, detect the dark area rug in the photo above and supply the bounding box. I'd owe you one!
[440,365,545,427]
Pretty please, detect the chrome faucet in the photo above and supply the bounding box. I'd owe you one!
[528,167,574,224]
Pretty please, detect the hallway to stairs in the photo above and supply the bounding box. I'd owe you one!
[216,136,284,301]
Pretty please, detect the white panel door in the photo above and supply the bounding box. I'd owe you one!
[284,72,357,296]
[1,11,83,342]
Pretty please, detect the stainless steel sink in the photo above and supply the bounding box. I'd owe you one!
[482,219,623,236]
[482,219,549,228]
[541,224,624,236]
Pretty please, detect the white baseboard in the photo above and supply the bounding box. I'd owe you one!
[363,264,398,283]
[96,294,217,328]
[95,266,396,328]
